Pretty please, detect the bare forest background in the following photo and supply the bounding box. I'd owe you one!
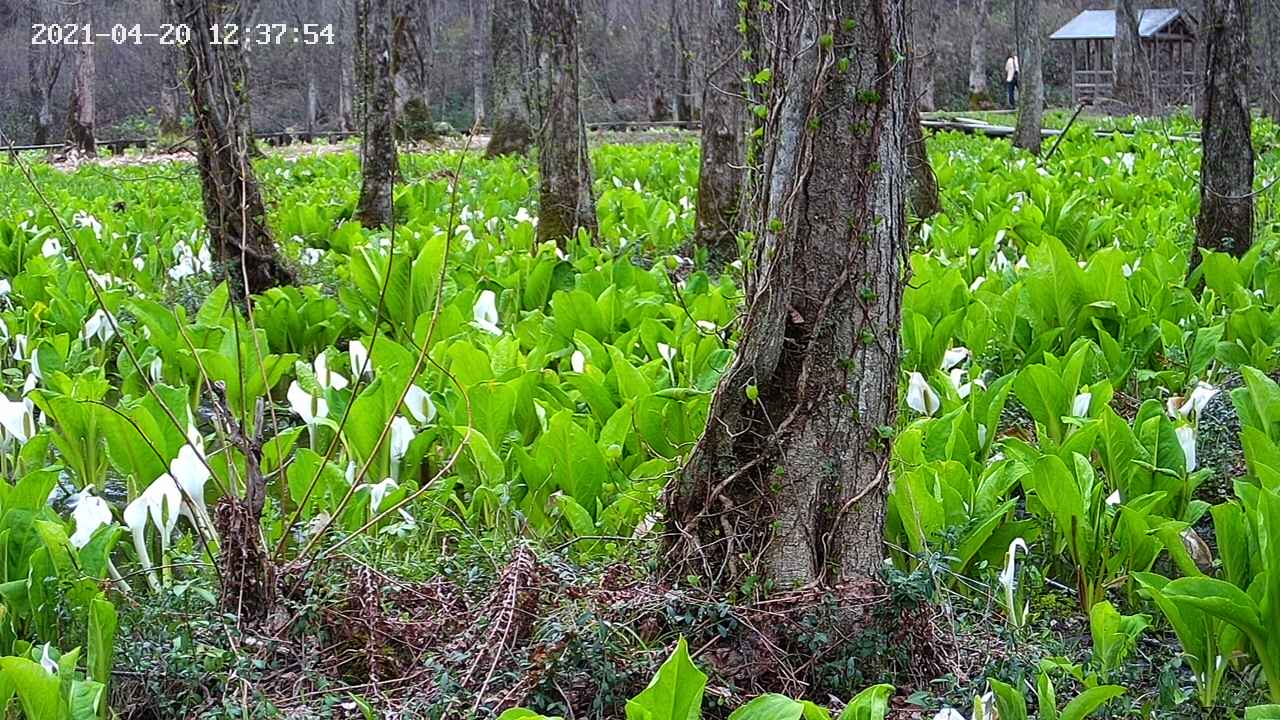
[2,0,1275,146]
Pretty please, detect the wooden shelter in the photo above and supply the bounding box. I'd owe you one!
[1049,8,1197,106]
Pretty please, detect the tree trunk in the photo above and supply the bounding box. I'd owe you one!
[663,0,908,590]
[305,71,319,136]
[693,0,745,266]
[912,0,938,112]
[1194,0,1208,118]
[673,0,695,128]
[27,0,61,147]
[471,0,490,126]
[1263,0,1280,123]
[532,0,598,246]
[357,0,399,228]
[338,0,358,132]
[1013,0,1044,154]
[1112,0,1149,112]
[486,0,535,156]
[65,1,96,157]
[1197,0,1254,257]
[907,105,941,219]
[393,8,432,139]
[158,43,183,137]
[968,0,991,106]
[170,0,294,300]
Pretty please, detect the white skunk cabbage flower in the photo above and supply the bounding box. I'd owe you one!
[0,279,11,297]
[39,644,58,674]
[472,290,502,335]
[148,355,164,383]
[933,710,966,720]
[571,350,586,373]
[287,381,329,425]
[132,256,146,272]
[349,340,371,378]
[0,392,36,445]
[82,308,117,345]
[70,488,114,549]
[41,237,62,258]
[1105,489,1122,506]
[367,477,398,513]
[313,352,349,391]
[1122,258,1141,277]
[389,416,414,479]
[514,207,537,226]
[1072,392,1092,417]
[657,343,677,363]
[948,368,985,400]
[941,347,971,371]
[169,425,216,541]
[1177,382,1219,424]
[998,538,1029,629]
[906,372,941,416]
[73,211,102,237]
[301,247,324,266]
[403,385,436,425]
[123,474,182,591]
[1176,425,1198,472]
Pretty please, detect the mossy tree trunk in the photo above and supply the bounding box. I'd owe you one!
[693,0,746,266]
[1013,0,1044,154]
[664,0,908,590]
[532,0,597,246]
[1197,0,1254,258]
[486,0,534,156]
[356,0,399,228]
[169,0,294,300]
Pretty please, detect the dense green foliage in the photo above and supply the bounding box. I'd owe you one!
[0,119,1278,717]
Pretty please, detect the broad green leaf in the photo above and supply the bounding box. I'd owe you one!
[625,637,707,720]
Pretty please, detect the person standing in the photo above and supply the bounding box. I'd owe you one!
[1005,50,1020,107]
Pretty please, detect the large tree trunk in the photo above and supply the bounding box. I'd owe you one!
[65,1,96,157]
[907,106,941,219]
[1263,0,1280,123]
[338,0,358,132]
[968,0,991,107]
[664,0,908,590]
[356,0,399,228]
[1112,0,1149,112]
[1013,0,1044,154]
[693,0,745,266]
[471,0,490,126]
[912,0,939,112]
[26,0,61,147]
[170,0,293,300]
[532,0,598,246]
[158,43,183,137]
[392,8,432,139]
[486,0,535,156]
[1197,0,1254,257]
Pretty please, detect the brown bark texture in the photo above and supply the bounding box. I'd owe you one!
[357,0,400,228]
[486,0,535,156]
[65,1,96,156]
[911,0,938,111]
[170,0,294,299]
[968,0,990,104]
[664,0,909,590]
[1263,0,1280,123]
[1013,0,1045,154]
[532,0,598,246]
[1197,0,1254,257]
[471,0,490,125]
[693,0,746,266]
[907,105,941,219]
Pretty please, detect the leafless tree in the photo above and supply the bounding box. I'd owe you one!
[1262,0,1280,123]
[1112,0,1150,112]
[532,0,597,245]
[1197,0,1254,257]
[471,0,489,125]
[665,0,909,589]
[356,0,399,227]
